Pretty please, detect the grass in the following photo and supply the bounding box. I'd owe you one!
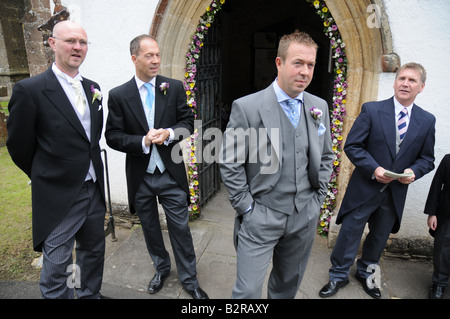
[0,146,41,281]
[0,101,8,115]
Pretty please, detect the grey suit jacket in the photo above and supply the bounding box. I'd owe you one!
[219,83,334,216]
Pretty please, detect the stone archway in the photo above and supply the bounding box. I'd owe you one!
[150,0,399,233]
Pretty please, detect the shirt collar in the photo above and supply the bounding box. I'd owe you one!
[135,75,156,90]
[52,63,83,82]
[273,78,304,104]
[393,96,413,117]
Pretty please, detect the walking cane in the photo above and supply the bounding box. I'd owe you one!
[102,148,117,241]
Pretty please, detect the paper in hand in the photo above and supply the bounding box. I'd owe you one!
[384,170,413,179]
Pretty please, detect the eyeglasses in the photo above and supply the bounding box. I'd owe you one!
[53,37,90,47]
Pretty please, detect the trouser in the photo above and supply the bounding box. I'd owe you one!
[329,189,397,282]
[40,180,106,299]
[134,170,199,290]
[432,218,450,287]
[232,198,320,299]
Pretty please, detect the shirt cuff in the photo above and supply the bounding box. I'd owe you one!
[164,128,174,146]
[142,136,150,154]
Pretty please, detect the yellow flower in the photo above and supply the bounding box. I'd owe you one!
[337,135,343,141]
[337,87,343,92]
[320,221,326,227]
[206,6,211,11]
[333,160,339,166]
[186,90,191,96]
[336,69,342,74]
[314,1,320,6]
[332,146,337,152]
[324,21,330,27]
[220,0,225,4]
[206,23,211,27]
[334,119,341,125]
[322,7,328,13]
[342,99,346,104]
[190,82,195,89]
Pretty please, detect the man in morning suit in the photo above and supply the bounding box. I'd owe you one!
[319,63,436,299]
[105,34,208,299]
[7,21,106,299]
[219,31,334,299]
[424,154,450,299]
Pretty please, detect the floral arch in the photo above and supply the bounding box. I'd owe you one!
[151,0,395,236]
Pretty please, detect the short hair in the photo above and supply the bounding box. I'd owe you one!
[277,31,318,61]
[130,34,156,56]
[396,62,427,84]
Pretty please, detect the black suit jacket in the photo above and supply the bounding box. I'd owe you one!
[105,75,194,213]
[424,154,450,236]
[6,68,105,251]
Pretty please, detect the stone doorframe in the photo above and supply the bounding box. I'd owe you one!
[149,0,400,214]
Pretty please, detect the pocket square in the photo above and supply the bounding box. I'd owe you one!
[318,123,326,136]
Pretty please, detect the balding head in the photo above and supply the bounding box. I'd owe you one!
[49,20,88,77]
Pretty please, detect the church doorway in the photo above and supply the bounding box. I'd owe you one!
[192,0,335,208]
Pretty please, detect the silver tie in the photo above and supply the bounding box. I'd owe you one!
[69,79,86,116]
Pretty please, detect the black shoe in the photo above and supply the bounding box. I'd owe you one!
[355,273,381,299]
[319,280,349,297]
[185,287,209,299]
[148,273,169,294]
[429,284,445,299]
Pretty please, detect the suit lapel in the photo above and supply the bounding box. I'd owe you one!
[125,78,149,132]
[379,98,397,160]
[303,93,319,146]
[42,69,89,141]
[259,85,281,161]
[154,76,168,128]
[396,104,422,159]
[81,78,97,145]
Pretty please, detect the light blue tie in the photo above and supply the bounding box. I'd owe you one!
[287,99,300,128]
[143,83,165,173]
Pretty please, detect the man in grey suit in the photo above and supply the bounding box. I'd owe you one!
[219,31,334,299]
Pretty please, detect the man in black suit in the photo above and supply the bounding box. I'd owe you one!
[105,34,208,299]
[7,21,106,299]
[424,154,450,299]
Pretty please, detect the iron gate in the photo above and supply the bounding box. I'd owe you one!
[196,16,223,208]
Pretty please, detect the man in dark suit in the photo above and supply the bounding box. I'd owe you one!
[105,34,208,299]
[7,21,106,299]
[424,154,450,299]
[219,31,334,298]
[319,63,436,299]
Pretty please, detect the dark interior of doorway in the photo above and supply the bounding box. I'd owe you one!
[219,0,334,121]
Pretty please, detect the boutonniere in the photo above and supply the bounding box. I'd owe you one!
[159,82,170,95]
[310,107,323,121]
[90,85,102,103]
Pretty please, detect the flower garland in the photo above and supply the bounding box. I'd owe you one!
[307,0,348,237]
[184,0,225,220]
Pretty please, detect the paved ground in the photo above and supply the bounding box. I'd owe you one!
[0,185,447,302]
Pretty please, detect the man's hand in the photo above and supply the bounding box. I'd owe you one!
[428,215,437,231]
[397,168,415,185]
[374,167,394,184]
[150,128,170,145]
